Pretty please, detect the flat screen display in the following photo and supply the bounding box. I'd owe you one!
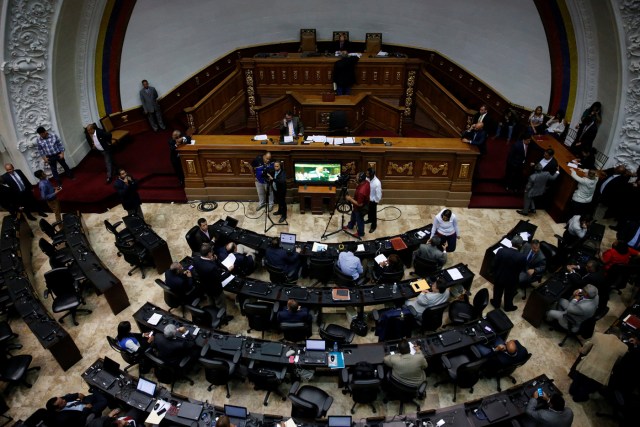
[294,162,341,185]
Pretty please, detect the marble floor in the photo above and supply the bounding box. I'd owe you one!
[1,201,629,426]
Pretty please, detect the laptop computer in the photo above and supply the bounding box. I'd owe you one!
[177,401,203,421]
[280,232,296,252]
[261,342,283,357]
[303,339,327,364]
[221,336,244,351]
[438,330,462,347]
[224,404,249,427]
[482,399,510,422]
[288,287,308,301]
[93,356,120,389]
[372,286,393,300]
[244,281,271,296]
[329,416,352,427]
[125,377,156,411]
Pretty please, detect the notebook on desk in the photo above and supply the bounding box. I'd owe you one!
[221,336,244,351]
[244,282,270,296]
[372,286,393,300]
[328,416,352,427]
[261,342,283,357]
[389,237,408,251]
[288,287,308,301]
[438,330,462,347]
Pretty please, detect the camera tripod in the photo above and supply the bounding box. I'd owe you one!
[264,177,287,232]
[321,185,360,240]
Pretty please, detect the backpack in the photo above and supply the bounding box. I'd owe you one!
[350,317,368,337]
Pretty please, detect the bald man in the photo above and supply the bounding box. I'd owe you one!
[474,338,529,372]
[461,122,487,154]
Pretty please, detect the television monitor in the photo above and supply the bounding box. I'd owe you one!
[293,161,341,185]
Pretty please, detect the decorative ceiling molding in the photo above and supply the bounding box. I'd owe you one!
[615,0,640,169]
[76,0,102,129]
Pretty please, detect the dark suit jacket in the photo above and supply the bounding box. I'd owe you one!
[506,140,527,168]
[272,169,286,196]
[539,157,558,174]
[521,243,546,276]
[113,177,141,210]
[85,127,112,152]
[164,269,195,296]
[2,169,33,194]
[192,256,223,296]
[567,269,606,292]
[333,39,351,53]
[277,307,311,323]
[333,55,359,87]
[265,246,300,276]
[492,247,527,286]
[153,334,193,365]
[193,225,215,249]
[493,340,528,367]
[279,117,304,137]
[597,168,630,205]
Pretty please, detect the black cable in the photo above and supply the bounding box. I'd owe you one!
[222,201,267,220]
[373,205,402,222]
[189,200,219,212]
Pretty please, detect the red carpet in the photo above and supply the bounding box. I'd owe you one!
[54,129,186,213]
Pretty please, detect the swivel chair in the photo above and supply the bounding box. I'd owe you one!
[0,321,21,354]
[185,304,226,329]
[373,269,404,285]
[289,381,333,419]
[411,257,440,278]
[115,239,151,279]
[420,302,449,332]
[485,352,532,392]
[145,351,194,392]
[38,218,65,247]
[0,353,40,392]
[106,336,143,372]
[319,323,355,346]
[333,263,366,287]
[280,321,312,343]
[154,279,197,316]
[104,219,134,247]
[38,238,73,268]
[264,261,297,285]
[448,288,489,325]
[243,301,277,338]
[382,372,426,414]
[434,350,486,402]
[199,344,241,397]
[247,360,288,406]
[341,364,384,413]
[327,111,350,136]
[308,257,334,286]
[43,267,91,326]
[185,225,201,254]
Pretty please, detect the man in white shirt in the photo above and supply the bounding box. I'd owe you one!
[85,124,114,183]
[365,167,382,233]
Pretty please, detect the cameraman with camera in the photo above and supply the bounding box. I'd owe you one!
[343,172,370,238]
[266,160,287,223]
[250,151,273,211]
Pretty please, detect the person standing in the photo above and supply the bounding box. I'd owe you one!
[250,151,273,211]
[268,161,287,223]
[36,126,74,186]
[504,133,531,192]
[139,79,165,132]
[365,167,382,233]
[168,129,189,185]
[333,52,359,95]
[113,168,144,220]
[344,172,370,238]
[491,235,527,311]
[35,169,62,222]
[85,124,114,184]
[517,164,559,216]
[432,208,460,252]
[2,163,47,220]
[568,168,597,216]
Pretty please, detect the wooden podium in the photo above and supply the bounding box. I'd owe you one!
[298,186,336,214]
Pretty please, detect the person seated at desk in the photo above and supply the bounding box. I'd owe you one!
[562,214,592,250]
[545,284,599,333]
[333,33,350,53]
[405,277,449,324]
[265,237,302,280]
[474,338,529,371]
[46,391,109,427]
[116,320,153,354]
[383,339,428,387]
[217,242,255,276]
[372,253,403,281]
[194,217,217,248]
[165,262,200,299]
[566,260,608,316]
[279,111,304,139]
[193,243,232,317]
[524,392,574,427]
[519,239,546,286]
[88,407,147,427]
[337,249,364,280]
[152,324,195,365]
[277,299,312,323]
[413,235,447,268]
[600,239,639,271]
[572,146,597,170]
[216,415,234,427]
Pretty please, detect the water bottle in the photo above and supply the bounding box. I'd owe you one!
[392,282,398,293]
[333,341,338,352]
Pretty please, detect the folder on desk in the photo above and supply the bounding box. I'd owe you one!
[410,279,430,292]
[389,237,407,251]
[624,314,640,329]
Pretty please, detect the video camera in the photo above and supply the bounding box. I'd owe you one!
[336,172,351,187]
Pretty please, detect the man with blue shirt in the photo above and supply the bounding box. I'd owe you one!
[36,126,74,186]
[337,250,363,280]
[46,391,108,426]
[35,169,61,222]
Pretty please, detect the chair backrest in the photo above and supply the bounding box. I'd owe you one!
[248,365,281,388]
[332,31,349,42]
[333,263,357,287]
[448,300,475,325]
[387,373,422,397]
[186,304,211,327]
[199,357,231,385]
[265,261,289,284]
[155,279,183,309]
[308,258,334,283]
[328,111,349,135]
[38,237,56,257]
[280,321,311,343]
[100,115,114,132]
[319,325,354,345]
[594,150,609,169]
[44,267,76,297]
[539,241,559,272]
[243,301,275,331]
[350,377,381,404]
[300,28,317,53]
[456,358,486,389]
[492,353,532,378]
[413,256,440,277]
[365,33,382,54]
[185,225,201,253]
[145,351,177,385]
[377,269,404,284]
[107,336,123,354]
[421,302,449,331]
[38,218,57,240]
[472,288,489,317]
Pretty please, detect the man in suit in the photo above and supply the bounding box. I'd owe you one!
[279,111,304,139]
[192,243,231,315]
[519,239,546,286]
[491,235,527,311]
[333,53,359,95]
[570,114,598,155]
[265,237,301,280]
[333,33,350,53]
[216,242,255,276]
[524,393,573,426]
[413,235,448,268]
[266,160,287,223]
[517,163,559,216]
[277,299,312,323]
[46,391,109,427]
[566,260,608,316]
[164,262,200,300]
[546,284,599,332]
[596,164,630,219]
[461,122,487,154]
[504,134,531,192]
[193,218,216,249]
[113,168,144,220]
[139,79,165,132]
[168,129,190,185]
[475,338,529,371]
[534,148,558,174]
[85,123,114,183]
[152,324,194,365]
[471,105,490,128]
[2,163,47,220]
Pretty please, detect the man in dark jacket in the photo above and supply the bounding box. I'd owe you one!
[85,124,113,183]
[333,53,358,95]
[491,236,527,311]
[566,259,608,316]
[192,243,232,318]
[2,163,47,220]
[113,168,144,220]
[267,160,287,223]
[504,134,531,192]
[46,391,108,427]
[152,324,194,365]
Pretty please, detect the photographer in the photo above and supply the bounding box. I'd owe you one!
[343,172,370,238]
[113,168,144,220]
[250,151,273,211]
[266,161,287,223]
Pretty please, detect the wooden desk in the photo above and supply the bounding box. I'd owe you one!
[179,135,478,206]
[298,185,336,214]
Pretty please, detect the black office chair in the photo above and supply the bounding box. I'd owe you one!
[333,263,366,287]
[104,219,134,243]
[556,315,597,347]
[289,381,333,419]
[341,364,383,413]
[448,288,489,325]
[374,269,404,284]
[411,256,441,277]
[115,239,151,279]
[486,353,532,392]
[264,261,297,284]
[0,321,21,354]
[308,257,334,286]
[145,351,194,392]
[319,323,355,346]
[243,301,277,338]
[38,218,65,247]
[106,336,143,372]
[434,348,486,402]
[382,372,426,414]
[38,238,73,267]
[0,353,40,391]
[372,306,417,341]
[185,304,225,329]
[247,360,288,406]
[608,264,633,295]
[154,279,197,316]
[539,241,561,275]
[327,110,350,136]
[420,302,449,332]
[279,321,312,343]
[43,267,91,326]
[185,225,201,254]
[199,344,241,397]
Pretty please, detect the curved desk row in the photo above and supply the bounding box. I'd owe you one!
[83,355,556,427]
[1,215,81,371]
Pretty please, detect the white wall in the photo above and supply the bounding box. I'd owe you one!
[120,0,550,110]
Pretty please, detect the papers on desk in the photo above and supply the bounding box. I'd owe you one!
[500,238,512,248]
[416,230,429,239]
[312,242,328,252]
[283,136,293,143]
[356,244,365,252]
[344,137,355,144]
[254,134,268,141]
[221,253,236,270]
[328,351,345,369]
[221,274,235,288]
[147,313,162,325]
[567,161,578,169]
[306,135,327,143]
[374,254,387,264]
[520,231,531,241]
[189,139,195,145]
[145,399,170,424]
[446,267,463,281]
[284,419,297,427]
[327,137,343,145]
[493,246,503,254]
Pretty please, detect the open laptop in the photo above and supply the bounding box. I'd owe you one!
[280,232,296,252]
[177,401,203,421]
[329,416,353,427]
[224,404,249,427]
[303,339,327,364]
[93,356,120,389]
[125,377,156,411]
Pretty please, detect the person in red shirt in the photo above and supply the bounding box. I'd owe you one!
[343,172,370,238]
[601,240,639,271]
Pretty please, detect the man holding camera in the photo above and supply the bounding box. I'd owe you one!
[266,160,287,223]
[343,172,370,238]
[114,168,144,220]
[250,151,273,211]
